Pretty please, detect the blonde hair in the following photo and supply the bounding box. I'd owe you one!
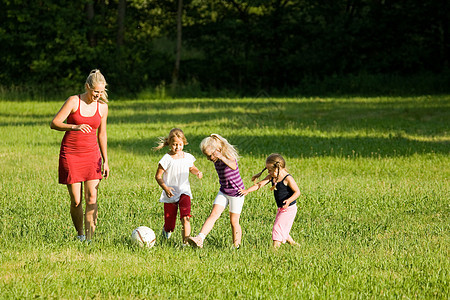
[200,134,239,161]
[252,153,286,190]
[154,128,188,150]
[85,69,108,102]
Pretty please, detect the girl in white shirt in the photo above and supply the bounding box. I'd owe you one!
[154,128,203,245]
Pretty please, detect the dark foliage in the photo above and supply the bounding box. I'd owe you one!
[0,0,448,97]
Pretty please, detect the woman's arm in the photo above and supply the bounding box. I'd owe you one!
[97,102,109,178]
[50,96,92,133]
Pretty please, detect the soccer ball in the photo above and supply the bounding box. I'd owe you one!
[131,226,156,248]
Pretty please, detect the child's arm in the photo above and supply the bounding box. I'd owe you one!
[282,176,301,208]
[189,163,203,179]
[215,150,237,170]
[155,164,175,197]
[239,175,271,196]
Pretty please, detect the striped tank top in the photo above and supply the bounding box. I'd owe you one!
[214,159,245,197]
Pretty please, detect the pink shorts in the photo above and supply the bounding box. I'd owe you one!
[272,204,297,243]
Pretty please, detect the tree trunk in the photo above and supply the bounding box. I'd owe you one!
[172,0,183,91]
[117,0,126,47]
[86,1,96,47]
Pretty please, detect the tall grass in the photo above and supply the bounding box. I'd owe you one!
[0,96,448,298]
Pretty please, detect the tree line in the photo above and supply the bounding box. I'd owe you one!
[1,0,448,96]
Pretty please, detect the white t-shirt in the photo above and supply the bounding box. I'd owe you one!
[158,152,195,203]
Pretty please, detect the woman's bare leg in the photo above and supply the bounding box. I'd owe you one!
[84,180,100,240]
[67,183,83,236]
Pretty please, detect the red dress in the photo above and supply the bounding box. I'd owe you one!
[58,96,103,184]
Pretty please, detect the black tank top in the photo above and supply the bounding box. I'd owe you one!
[272,174,297,208]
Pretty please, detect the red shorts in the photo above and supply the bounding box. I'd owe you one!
[163,194,191,232]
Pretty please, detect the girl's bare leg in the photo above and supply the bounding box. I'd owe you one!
[188,204,225,248]
[286,235,299,246]
[199,204,225,236]
[84,180,100,240]
[229,212,241,247]
[181,216,191,244]
[273,240,282,248]
[67,183,83,236]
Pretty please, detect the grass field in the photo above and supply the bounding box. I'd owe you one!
[0,95,449,299]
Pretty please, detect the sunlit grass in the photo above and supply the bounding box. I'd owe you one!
[0,96,448,298]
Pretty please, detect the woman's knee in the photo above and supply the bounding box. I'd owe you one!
[70,200,82,208]
[67,184,82,205]
[85,192,97,205]
[69,193,82,207]
[84,180,99,204]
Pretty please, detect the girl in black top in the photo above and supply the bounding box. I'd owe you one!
[240,153,300,248]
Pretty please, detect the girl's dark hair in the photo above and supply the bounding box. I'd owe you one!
[252,153,286,190]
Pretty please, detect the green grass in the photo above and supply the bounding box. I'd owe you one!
[0,96,449,299]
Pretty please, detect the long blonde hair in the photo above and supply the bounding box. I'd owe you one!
[252,153,286,190]
[154,128,188,150]
[200,134,239,161]
[85,69,108,102]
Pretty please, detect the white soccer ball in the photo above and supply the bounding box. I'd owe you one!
[131,226,156,248]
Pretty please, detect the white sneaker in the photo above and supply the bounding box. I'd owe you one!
[76,235,86,242]
[161,228,172,239]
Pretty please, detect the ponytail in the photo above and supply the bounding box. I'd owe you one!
[153,136,170,151]
[251,167,266,182]
[269,161,282,191]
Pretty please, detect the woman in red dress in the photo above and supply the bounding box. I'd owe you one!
[51,69,110,242]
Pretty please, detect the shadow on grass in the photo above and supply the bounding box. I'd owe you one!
[106,97,449,136]
[108,133,449,159]
[2,97,448,159]
[104,96,449,158]
[0,112,55,127]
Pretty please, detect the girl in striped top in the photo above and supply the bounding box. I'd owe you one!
[188,134,245,249]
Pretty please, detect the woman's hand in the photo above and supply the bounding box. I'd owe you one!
[73,124,92,133]
[102,161,110,178]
